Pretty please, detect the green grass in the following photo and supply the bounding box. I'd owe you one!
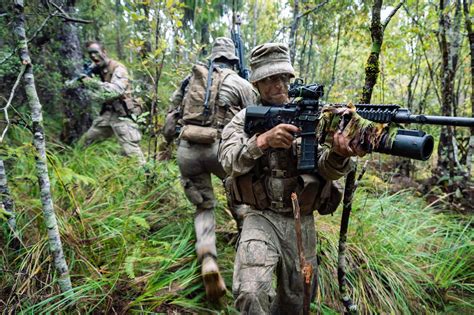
[0,125,472,314]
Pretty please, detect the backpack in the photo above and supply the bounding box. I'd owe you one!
[181,63,233,128]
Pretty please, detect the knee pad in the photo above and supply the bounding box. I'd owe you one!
[181,177,204,205]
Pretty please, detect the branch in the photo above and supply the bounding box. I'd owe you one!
[382,0,405,30]
[0,64,27,142]
[0,12,55,65]
[48,0,92,24]
[272,0,329,42]
[297,0,329,19]
[272,26,289,42]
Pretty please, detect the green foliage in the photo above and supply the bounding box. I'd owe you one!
[1,125,472,313]
[1,0,473,313]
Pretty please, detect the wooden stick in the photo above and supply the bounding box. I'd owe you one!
[292,192,313,315]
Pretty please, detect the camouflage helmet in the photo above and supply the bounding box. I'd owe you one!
[249,43,295,83]
[210,37,239,63]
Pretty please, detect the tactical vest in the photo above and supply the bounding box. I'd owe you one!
[100,60,140,117]
[178,63,234,144]
[227,144,343,216]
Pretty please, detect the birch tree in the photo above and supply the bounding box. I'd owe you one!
[0,159,21,249]
[13,0,72,292]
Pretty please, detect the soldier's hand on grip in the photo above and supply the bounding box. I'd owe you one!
[257,123,299,150]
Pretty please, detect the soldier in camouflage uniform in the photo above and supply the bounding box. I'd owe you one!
[169,37,257,301]
[218,43,366,314]
[81,41,145,165]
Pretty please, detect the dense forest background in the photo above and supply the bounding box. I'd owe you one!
[0,0,473,314]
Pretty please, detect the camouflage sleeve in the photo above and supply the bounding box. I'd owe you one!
[96,65,129,102]
[218,109,265,177]
[219,75,258,117]
[317,147,353,180]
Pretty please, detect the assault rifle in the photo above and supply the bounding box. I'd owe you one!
[231,14,250,80]
[65,62,98,86]
[244,79,474,172]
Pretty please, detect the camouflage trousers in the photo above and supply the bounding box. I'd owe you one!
[233,210,317,315]
[177,140,246,261]
[83,110,145,165]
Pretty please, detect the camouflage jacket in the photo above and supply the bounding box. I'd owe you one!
[96,59,133,116]
[218,108,353,181]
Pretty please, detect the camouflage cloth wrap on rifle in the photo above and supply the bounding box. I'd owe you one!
[317,103,398,154]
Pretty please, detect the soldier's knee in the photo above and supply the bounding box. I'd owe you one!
[181,177,204,205]
[196,200,215,213]
[116,122,142,144]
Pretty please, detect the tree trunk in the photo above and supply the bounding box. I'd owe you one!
[361,0,404,103]
[298,16,309,79]
[463,0,473,181]
[148,1,166,163]
[325,17,341,100]
[58,0,93,144]
[361,0,383,104]
[0,159,21,249]
[13,0,72,293]
[289,0,300,63]
[200,20,210,57]
[252,0,258,48]
[436,0,462,184]
[115,0,124,60]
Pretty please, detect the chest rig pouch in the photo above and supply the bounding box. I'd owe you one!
[228,145,343,215]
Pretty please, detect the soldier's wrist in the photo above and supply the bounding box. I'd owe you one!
[248,134,265,158]
[256,133,269,150]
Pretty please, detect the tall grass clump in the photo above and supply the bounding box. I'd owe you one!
[1,124,472,314]
[1,125,222,313]
[315,184,473,314]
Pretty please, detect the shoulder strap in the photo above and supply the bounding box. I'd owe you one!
[180,76,191,95]
[203,61,215,117]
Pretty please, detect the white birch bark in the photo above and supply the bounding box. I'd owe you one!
[13,0,72,292]
[0,159,20,246]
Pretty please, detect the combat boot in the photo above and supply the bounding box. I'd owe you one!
[201,255,226,301]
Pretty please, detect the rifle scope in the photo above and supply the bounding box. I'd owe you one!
[289,80,324,100]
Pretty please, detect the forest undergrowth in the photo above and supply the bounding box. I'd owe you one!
[0,125,473,314]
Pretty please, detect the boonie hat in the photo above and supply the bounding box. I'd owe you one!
[249,43,295,83]
[210,37,239,63]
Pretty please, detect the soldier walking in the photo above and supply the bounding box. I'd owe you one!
[218,43,366,314]
[166,37,257,301]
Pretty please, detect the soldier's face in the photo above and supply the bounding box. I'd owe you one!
[255,73,291,105]
[87,43,108,68]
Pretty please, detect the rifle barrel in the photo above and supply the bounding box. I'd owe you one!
[393,111,474,127]
[352,105,474,127]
